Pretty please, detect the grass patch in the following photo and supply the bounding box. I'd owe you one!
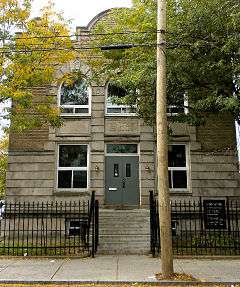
[0,239,90,256]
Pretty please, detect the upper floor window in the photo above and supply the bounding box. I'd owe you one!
[106,82,136,115]
[167,92,188,115]
[59,79,91,115]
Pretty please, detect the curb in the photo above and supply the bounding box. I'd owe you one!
[1,255,240,260]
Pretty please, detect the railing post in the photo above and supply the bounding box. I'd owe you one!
[199,196,204,234]
[95,200,99,252]
[226,197,231,234]
[91,191,95,258]
[149,190,156,257]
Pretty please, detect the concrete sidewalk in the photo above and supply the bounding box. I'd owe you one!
[0,255,239,283]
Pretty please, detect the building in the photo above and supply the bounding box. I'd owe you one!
[6,9,240,207]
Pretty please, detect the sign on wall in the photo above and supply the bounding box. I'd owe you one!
[203,200,226,229]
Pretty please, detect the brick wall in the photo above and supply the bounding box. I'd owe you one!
[196,113,237,152]
[9,87,51,152]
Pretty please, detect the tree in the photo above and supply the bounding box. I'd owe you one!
[85,0,240,125]
[0,136,8,197]
[0,0,75,132]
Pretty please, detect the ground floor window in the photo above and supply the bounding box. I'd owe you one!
[57,145,88,189]
[168,144,188,190]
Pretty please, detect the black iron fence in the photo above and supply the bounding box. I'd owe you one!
[0,191,99,257]
[150,191,240,256]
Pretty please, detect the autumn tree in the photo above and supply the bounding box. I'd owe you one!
[85,0,240,125]
[0,0,75,132]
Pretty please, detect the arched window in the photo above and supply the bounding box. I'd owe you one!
[106,82,136,115]
[59,78,91,115]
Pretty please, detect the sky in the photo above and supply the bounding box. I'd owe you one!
[32,0,132,29]
[0,0,133,138]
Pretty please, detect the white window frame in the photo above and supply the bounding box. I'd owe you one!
[168,143,189,192]
[58,80,92,117]
[167,93,188,116]
[105,82,136,116]
[57,144,90,191]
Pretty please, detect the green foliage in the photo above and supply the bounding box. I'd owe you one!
[0,0,75,132]
[191,233,239,249]
[0,136,8,197]
[85,0,240,125]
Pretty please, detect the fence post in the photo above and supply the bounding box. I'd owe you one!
[95,200,99,252]
[226,197,231,234]
[91,191,95,258]
[149,190,156,257]
[199,196,204,234]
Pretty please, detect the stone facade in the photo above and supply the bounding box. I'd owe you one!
[6,9,240,206]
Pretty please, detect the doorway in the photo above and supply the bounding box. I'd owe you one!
[105,144,140,206]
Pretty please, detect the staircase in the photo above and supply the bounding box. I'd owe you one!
[98,209,150,254]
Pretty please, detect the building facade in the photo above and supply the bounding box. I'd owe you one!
[6,10,240,207]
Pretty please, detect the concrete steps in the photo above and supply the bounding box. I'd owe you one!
[98,209,150,255]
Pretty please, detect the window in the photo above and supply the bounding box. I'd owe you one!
[167,92,188,115]
[106,144,138,154]
[168,144,188,190]
[106,82,136,115]
[57,145,88,189]
[59,79,91,115]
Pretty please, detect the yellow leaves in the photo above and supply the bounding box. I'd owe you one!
[0,0,76,131]
[0,136,8,154]
[6,2,75,87]
[156,272,198,281]
[35,104,62,128]
[0,0,30,25]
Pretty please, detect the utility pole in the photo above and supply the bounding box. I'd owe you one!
[156,0,174,278]
[100,0,174,276]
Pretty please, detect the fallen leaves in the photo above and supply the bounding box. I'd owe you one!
[155,272,198,281]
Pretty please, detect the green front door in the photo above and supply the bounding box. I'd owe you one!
[105,156,139,206]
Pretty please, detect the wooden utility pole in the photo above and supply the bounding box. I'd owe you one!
[156,0,174,277]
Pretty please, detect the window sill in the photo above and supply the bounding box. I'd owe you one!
[105,114,137,118]
[54,189,89,196]
[169,189,192,195]
[61,114,91,119]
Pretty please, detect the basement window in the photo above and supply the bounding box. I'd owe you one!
[66,219,88,242]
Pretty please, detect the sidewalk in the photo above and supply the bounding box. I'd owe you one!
[0,255,239,283]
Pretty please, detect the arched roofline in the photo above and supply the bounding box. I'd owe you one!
[76,7,129,32]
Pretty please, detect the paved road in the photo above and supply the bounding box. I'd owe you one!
[0,255,239,283]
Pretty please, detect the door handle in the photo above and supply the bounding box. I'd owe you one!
[122,178,126,188]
